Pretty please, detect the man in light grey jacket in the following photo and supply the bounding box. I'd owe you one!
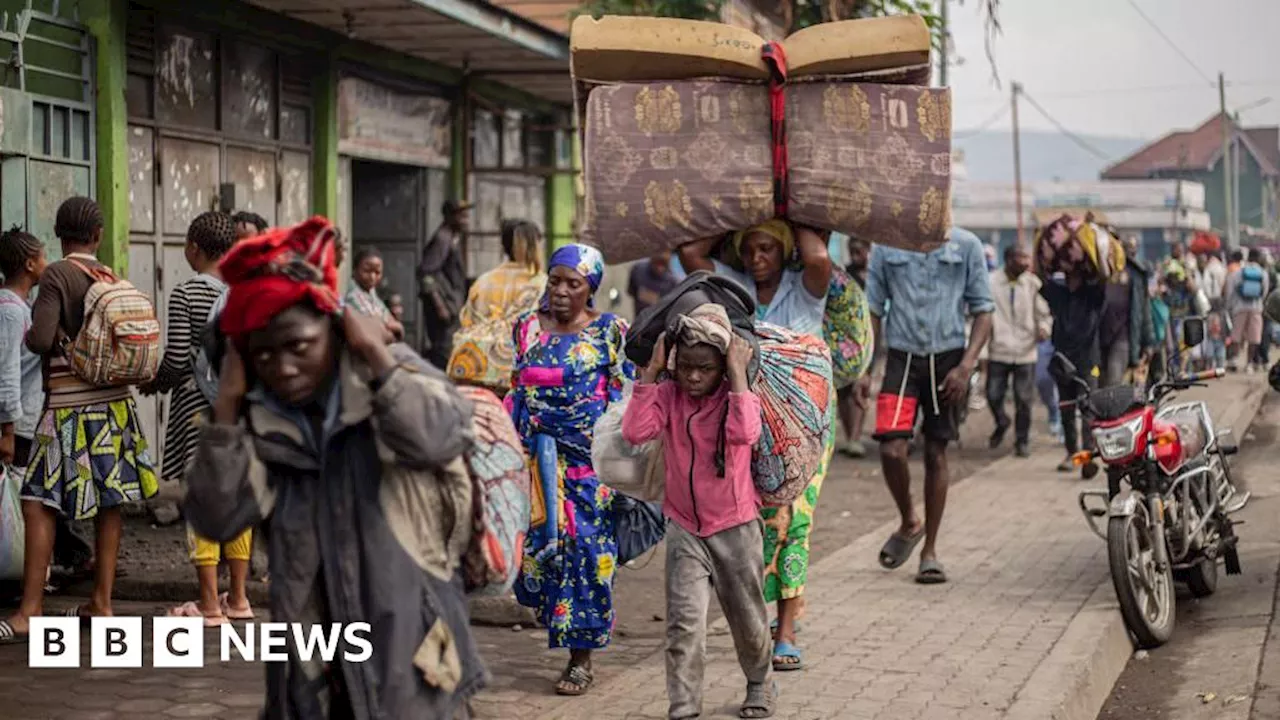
[986,244,1052,457]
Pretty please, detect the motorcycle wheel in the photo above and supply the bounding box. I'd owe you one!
[1182,553,1218,598]
[1108,505,1176,649]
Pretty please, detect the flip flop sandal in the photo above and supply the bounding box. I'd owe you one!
[878,528,925,570]
[167,601,229,627]
[915,558,948,585]
[63,605,94,625]
[772,641,803,672]
[219,593,256,620]
[740,680,778,719]
[0,619,28,645]
[554,663,594,696]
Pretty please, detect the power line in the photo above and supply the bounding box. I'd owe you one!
[1124,0,1215,86]
[1018,89,1114,161]
[955,105,1009,137]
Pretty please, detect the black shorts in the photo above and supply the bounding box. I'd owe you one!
[873,348,966,443]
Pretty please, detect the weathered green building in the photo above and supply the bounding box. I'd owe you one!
[1104,113,1280,246]
[0,0,577,447]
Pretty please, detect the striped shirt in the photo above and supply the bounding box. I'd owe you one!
[152,274,226,394]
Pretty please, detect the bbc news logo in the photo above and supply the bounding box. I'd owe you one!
[28,617,373,668]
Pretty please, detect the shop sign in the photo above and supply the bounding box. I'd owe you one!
[338,76,452,168]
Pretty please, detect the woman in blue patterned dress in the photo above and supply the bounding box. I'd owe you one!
[510,244,634,696]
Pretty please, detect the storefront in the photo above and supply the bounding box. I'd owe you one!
[7,0,578,458]
[334,71,453,351]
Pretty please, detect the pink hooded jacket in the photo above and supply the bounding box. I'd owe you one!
[621,381,763,538]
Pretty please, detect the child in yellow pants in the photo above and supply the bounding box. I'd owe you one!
[168,528,255,627]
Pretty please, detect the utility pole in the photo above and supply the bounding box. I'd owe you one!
[1012,81,1024,245]
[1172,148,1186,250]
[939,0,949,87]
[1234,110,1242,245]
[1220,72,1236,248]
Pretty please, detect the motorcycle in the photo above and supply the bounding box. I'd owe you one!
[1054,317,1250,648]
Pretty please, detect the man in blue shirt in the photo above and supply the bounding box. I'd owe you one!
[860,228,994,584]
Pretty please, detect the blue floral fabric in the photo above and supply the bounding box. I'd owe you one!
[509,311,635,649]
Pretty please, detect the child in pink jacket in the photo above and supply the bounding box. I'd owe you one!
[622,303,775,719]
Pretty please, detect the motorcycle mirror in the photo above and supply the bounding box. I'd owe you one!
[1049,352,1077,384]
[1182,316,1206,349]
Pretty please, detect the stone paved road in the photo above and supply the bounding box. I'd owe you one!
[519,378,1264,720]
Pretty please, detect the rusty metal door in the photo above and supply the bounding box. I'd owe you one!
[124,11,317,465]
[351,159,424,350]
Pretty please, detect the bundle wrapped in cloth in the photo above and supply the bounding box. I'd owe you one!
[1035,214,1127,282]
[573,15,951,263]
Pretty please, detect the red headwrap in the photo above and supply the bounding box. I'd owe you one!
[218,216,341,342]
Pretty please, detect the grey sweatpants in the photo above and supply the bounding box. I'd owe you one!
[666,520,772,719]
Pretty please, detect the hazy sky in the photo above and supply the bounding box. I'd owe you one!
[946,0,1280,140]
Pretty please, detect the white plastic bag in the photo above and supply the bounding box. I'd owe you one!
[0,465,25,580]
[592,384,660,498]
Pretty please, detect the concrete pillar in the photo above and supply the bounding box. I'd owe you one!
[81,0,129,274]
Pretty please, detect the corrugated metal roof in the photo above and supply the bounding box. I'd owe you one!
[248,0,572,103]
[1103,113,1280,180]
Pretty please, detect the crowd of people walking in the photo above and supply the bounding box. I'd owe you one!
[5,193,1279,720]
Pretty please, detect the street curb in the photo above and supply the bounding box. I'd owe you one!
[1005,376,1271,720]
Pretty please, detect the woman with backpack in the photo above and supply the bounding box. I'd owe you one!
[0,197,158,638]
[140,211,253,626]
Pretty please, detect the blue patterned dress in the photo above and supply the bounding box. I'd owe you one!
[509,311,634,649]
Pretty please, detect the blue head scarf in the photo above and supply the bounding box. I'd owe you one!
[543,243,605,309]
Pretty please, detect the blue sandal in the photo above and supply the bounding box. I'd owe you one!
[772,641,803,671]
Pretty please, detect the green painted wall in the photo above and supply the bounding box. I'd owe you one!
[312,59,339,219]
[82,0,128,275]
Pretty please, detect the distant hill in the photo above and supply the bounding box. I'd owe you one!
[955,130,1149,183]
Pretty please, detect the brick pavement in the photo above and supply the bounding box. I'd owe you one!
[521,378,1266,720]
[0,378,1261,720]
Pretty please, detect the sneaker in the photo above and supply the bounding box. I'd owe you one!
[1015,442,1030,458]
[1057,457,1074,473]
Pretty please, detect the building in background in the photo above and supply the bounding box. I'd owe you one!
[0,0,580,458]
[953,178,1211,262]
[1102,113,1280,244]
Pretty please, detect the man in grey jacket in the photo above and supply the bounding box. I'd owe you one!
[985,244,1051,457]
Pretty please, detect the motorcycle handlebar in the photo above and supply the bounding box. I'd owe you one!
[1176,368,1226,384]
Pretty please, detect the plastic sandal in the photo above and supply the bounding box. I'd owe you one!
[915,558,948,585]
[0,619,27,644]
[219,593,256,620]
[772,641,803,672]
[554,663,594,696]
[740,680,778,718]
[878,528,925,569]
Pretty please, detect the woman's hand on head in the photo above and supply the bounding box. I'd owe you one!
[214,342,248,424]
[641,333,667,384]
[727,335,753,391]
[343,310,398,378]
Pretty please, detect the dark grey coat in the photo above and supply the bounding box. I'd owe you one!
[184,344,485,720]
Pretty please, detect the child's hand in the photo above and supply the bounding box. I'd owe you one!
[727,335,753,391]
[641,333,667,384]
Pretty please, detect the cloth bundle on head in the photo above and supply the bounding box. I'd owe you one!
[218,216,341,342]
[733,219,794,260]
[672,303,733,353]
[543,243,605,309]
